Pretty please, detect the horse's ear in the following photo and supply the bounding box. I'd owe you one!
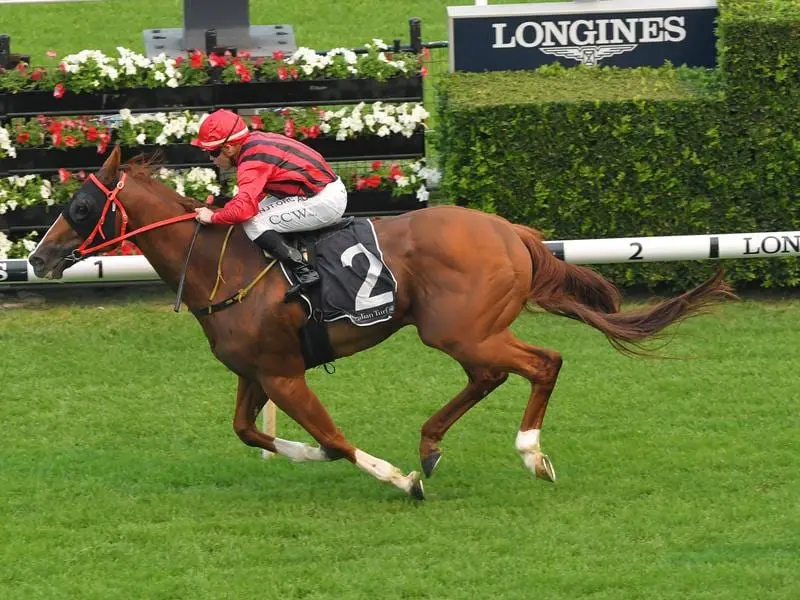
[97,144,122,184]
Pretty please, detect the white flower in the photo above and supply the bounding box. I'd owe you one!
[416,185,429,203]
[0,126,17,159]
[394,176,410,188]
[0,232,11,260]
[21,236,39,253]
[376,125,391,137]
[136,133,147,145]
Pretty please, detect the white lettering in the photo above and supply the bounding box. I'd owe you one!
[611,18,638,44]
[664,16,687,42]
[640,17,664,43]
[489,16,690,50]
[569,20,596,46]
[515,22,543,48]
[0,262,7,282]
[542,21,569,47]
[595,19,612,44]
[491,23,516,48]
[340,243,394,311]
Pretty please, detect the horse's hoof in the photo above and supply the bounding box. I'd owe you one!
[421,451,442,478]
[408,471,425,501]
[534,453,557,483]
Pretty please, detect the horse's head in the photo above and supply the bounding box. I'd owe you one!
[29,146,129,279]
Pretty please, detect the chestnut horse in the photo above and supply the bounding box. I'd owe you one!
[28,147,734,500]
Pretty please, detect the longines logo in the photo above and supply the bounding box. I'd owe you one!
[492,16,688,66]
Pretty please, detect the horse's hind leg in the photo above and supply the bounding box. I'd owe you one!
[419,366,509,477]
[508,338,562,483]
[232,376,338,463]
[420,327,562,483]
[258,373,425,499]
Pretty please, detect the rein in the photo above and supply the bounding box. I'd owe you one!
[68,171,276,317]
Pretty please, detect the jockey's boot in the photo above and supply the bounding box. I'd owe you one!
[254,230,320,303]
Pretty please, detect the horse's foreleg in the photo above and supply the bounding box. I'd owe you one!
[258,374,425,499]
[232,376,333,463]
[419,366,508,478]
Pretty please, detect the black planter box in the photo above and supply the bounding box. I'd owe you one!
[213,75,424,108]
[1,130,424,175]
[2,146,105,173]
[344,191,425,216]
[301,130,424,161]
[3,204,61,232]
[0,85,215,117]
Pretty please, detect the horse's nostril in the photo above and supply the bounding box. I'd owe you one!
[28,255,44,269]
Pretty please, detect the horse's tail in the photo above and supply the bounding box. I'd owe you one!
[512,224,737,356]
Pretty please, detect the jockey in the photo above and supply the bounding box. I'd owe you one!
[191,108,348,302]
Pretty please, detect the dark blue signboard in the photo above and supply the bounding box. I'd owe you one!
[448,0,718,72]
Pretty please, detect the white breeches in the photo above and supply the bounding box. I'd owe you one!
[242,177,348,239]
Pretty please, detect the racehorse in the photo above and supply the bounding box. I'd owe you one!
[28,147,735,500]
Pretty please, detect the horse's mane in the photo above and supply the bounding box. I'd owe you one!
[121,152,205,213]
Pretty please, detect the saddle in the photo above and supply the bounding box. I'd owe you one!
[268,216,398,371]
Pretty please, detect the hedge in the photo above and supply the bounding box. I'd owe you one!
[437,0,800,291]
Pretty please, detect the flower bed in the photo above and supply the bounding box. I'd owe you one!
[0,101,430,173]
[0,41,428,115]
[0,158,438,238]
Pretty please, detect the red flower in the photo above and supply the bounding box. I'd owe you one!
[284,119,295,138]
[234,62,252,82]
[85,126,99,142]
[371,160,383,171]
[289,67,299,79]
[421,66,428,78]
[190,50,204,69]
[250,115,264,130]
[30,68,45,81]
[366,175,382,189]
[97,132,110,154]
[16,132,30,144]
[390,163,403,179]
[58,168,71,183]
[300,124,320,139]
[53,83,65,99]
[356,177,369,191]
[174,55,185,66]
[238,50,251,59]
[58,62,68,73]
[272,50,285,61]
[208,53,227,68]
[64,135,78,148]
[15,62,27,73]
[422,47,432,61]
[278,67,288,80]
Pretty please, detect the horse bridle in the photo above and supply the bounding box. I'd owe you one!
[57,170,272,315]
[61,171,196,264]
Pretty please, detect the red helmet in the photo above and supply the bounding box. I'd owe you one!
[191,109,249,151]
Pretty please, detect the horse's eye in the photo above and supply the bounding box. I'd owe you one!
[72,201,91,221]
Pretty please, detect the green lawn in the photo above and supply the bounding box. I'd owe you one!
[1,289,799,599]
[0,0,548,64]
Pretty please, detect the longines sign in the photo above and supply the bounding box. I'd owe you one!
[448,0,718,71]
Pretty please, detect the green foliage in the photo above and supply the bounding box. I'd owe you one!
[437,3,800,291]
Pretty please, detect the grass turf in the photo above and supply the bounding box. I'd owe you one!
[1,288,799,599]
[0,0,549,65]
